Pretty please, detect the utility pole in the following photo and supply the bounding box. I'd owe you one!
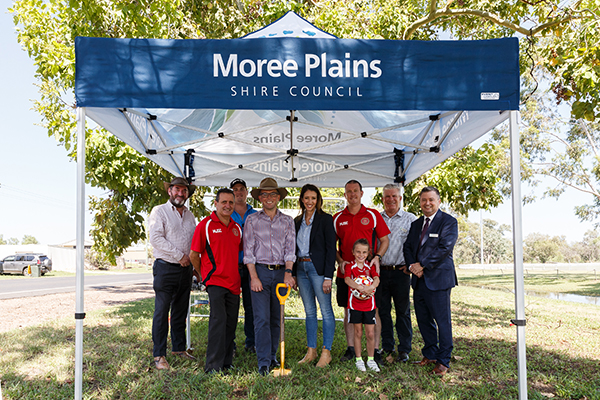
[480,209,484,265]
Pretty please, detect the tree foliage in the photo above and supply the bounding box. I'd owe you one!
[497,89,600,226]
[522,231,600,264]
[453,220,600,265]
[10,0,600,261]
[21,235,39,245]
[523,232,565,263]
[454,218,513,265]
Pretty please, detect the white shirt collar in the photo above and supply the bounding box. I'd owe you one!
[423,211,438,225]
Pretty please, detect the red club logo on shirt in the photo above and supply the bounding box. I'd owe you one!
[361,217,370,225]
[233,229,239,237]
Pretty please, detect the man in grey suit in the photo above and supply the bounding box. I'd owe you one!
[403,186,458,376]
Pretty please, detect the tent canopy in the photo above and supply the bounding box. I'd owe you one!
[72,12,527,400]
[75,12,519,188]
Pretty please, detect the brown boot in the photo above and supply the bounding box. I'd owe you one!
[298,347,318,364]
[316,348,332,368]
[154,356,170,370]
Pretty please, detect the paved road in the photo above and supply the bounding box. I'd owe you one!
[0,272,153,300]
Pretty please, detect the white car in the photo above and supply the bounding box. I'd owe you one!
[0,254,52,276]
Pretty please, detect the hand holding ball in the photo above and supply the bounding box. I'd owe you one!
[351,275,375,300]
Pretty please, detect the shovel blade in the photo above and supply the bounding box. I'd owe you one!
[272,368,292,376]
[273,368,292,376]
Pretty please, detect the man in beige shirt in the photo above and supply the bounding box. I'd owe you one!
[149,177,197,370]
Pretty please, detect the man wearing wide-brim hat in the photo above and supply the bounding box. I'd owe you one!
[243,177,296,376]
[149,177,197,370]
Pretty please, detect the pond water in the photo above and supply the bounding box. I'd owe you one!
[468,284,600,306]
[521,290,600,306]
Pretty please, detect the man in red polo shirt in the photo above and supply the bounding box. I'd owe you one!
[190,188,242,374]
[334,180,390,364]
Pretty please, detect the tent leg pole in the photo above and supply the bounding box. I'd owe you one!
[75,107,86,400]
[509,110,527,400]
[186,305,191,350]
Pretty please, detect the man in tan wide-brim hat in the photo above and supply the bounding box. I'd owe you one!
[243,177,296,375]
[250,177,287,201]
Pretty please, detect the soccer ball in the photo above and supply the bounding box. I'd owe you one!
[351,275,375,300]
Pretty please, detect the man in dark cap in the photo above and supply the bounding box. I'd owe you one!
[149,177,197,370]
[230,178,258,353]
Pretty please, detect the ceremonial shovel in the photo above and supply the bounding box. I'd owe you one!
[273,283,292,377]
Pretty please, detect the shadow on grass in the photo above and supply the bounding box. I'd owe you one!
[1,297,599,399]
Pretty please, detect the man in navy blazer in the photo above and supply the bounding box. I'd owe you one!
[403,186,458,376]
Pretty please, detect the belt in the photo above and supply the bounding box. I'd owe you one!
[297,257,312,262]
[156,259,182,267]
[380,264,406,271]
[256,263,285,270]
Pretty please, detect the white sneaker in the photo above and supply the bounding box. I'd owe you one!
[355,359,366,371]
[366,359,380,372]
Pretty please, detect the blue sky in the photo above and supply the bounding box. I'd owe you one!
[0,8,102,245]
[0,8,596,246]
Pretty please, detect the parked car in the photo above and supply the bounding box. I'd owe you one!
[0,253,52,276]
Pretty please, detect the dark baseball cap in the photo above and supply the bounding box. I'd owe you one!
[230,178,247,188]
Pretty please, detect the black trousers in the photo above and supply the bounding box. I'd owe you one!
[413,278,453,368]
[378,269,412,353]
[152,259,192,357]
[239,265,255,348]
[205,285,240,372]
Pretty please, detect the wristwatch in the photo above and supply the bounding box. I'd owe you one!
[285,268,293,273]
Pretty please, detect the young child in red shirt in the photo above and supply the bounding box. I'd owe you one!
[344,238,381,372]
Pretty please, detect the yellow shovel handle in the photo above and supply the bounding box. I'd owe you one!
[276,283,291,305]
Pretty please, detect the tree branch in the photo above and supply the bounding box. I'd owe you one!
[579,119,599,158]
[403,6,576,40]
[543,173,599,198]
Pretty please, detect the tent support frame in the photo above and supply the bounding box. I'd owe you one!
[75,107,86,400]
[509,110,527,400]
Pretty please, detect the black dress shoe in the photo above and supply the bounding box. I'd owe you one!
[245,345,256,354]
[270,359,280,368]
[374,349,384,366]
[205,368,221,375]
[340,346,356,362]
[396,352,410,363]
[259,366,269,376]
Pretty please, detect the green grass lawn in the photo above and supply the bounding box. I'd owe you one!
[1,283,599,399]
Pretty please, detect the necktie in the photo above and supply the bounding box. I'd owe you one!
[419,217,430,246]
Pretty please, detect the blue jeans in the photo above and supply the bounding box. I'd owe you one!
[296,261,335,350]
[251,265,285,369]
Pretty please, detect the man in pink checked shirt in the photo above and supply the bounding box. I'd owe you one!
[243,177,296,376]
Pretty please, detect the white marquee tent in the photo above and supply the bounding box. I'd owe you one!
[73,12,527,399]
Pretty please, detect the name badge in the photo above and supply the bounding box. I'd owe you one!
[429,233,439,238]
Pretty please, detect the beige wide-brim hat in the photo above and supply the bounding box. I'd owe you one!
[250,177,288,201]
[163,177,196,197]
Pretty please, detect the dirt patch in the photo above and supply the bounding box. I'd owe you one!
[0,283,154,333]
